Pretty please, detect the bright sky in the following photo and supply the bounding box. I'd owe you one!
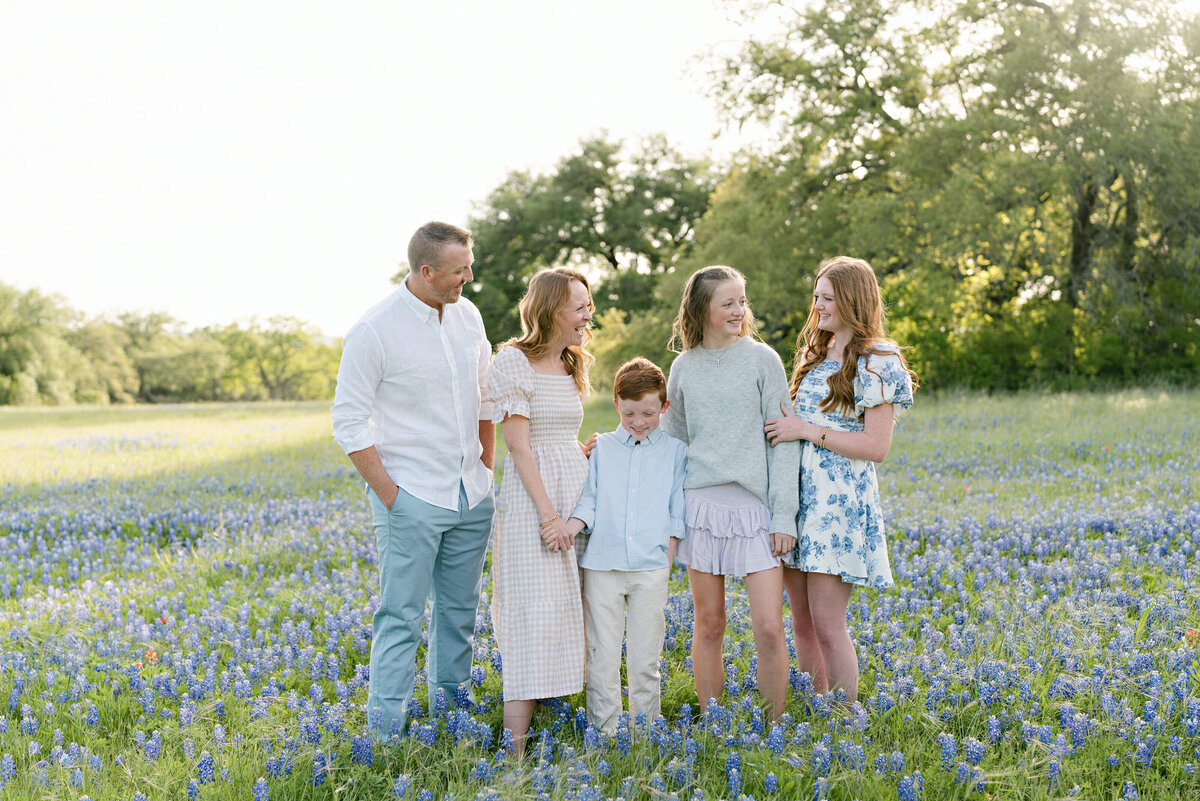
[0,1,755,337]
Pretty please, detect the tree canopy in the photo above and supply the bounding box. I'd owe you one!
[685,0,1200,386]
[457,134,717,345]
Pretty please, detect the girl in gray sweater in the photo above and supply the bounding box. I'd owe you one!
[660,265,800,720]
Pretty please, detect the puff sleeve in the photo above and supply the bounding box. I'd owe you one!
[853,347,914,419]
[486,346,533,424]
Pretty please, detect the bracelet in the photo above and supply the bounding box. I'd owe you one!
[819,427,829,447]
[539,512,560,529]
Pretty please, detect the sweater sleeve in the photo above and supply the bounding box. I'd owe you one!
[660,358,689,444]
[667,438,688,540]
[759,347,799,537]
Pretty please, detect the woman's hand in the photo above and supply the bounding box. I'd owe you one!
[764,402,815,446]
[539,517,573,551]
[770,532,796,558]
[580,432,599,459]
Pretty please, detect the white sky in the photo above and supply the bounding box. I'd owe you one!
[0,0,757,337]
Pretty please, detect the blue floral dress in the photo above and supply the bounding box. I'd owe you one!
[782,345,914,588]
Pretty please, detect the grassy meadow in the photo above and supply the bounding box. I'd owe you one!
[0,389,1198,799]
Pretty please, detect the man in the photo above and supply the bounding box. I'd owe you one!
[332,221,495,739]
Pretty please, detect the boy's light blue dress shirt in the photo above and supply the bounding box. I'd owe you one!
[571,426,687,572]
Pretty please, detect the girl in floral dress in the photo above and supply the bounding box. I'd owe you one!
[763,256,917,704]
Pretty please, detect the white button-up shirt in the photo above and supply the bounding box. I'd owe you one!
[331,280,494,511]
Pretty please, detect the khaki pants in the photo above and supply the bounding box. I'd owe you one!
[581,566,670,734]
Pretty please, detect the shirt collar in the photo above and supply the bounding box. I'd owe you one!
[398,277,440,324]
[614,425,663,447]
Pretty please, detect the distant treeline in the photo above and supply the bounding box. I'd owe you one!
[0,283,338,405]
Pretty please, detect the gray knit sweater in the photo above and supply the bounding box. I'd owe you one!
[660,336,800,538]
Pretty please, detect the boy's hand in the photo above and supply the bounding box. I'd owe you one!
[566,517,586,537]
[667,537,679,565]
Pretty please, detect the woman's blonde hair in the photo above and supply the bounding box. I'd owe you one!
[502,267,595,396]
[789,256,918,415]
[670,265,757,352]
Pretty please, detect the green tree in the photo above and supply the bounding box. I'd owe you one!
[215,317,338,401]
[117,311,182,402]
[459,134,716,343]
[133,333,229,402]
[696,0,1200,385]
[0,284,90,405]
[65,320,138,403]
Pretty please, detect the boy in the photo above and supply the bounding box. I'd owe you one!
[566,357,687,734]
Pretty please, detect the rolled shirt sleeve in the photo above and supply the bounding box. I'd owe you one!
[477,331,495,422]
[331,323,383,456]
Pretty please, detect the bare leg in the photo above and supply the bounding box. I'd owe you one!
[687,568,726,711]
[806,572,856,702]
[782,567,827,694]
[502,699,536,757]
[743,565,788,720]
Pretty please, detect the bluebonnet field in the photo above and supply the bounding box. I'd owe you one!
[0,390,1197,800]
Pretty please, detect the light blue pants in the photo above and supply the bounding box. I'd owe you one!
[365,482,494,739]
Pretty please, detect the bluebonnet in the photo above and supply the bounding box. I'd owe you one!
[310,752,327,787]
[196,751,215,784]
[350,733,373,766]
[765,771,779,793]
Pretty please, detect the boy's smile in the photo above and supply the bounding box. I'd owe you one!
[615,392,668,442]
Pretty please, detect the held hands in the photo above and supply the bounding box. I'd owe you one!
[770,532,796,558]
[540,515,583,552]
[764,402,817,447]
[539,516,571,551]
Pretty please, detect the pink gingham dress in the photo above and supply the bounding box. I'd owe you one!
[488,346,588,702]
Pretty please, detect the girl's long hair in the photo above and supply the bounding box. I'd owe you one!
[502,267,594,396]
[670,265,757,352]
[789,257,918,416]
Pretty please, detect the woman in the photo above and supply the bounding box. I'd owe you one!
[660,265,799,720]
[488,267,594,753]
[764,256,917,705]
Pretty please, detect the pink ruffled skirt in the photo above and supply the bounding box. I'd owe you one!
[676,483,779,577]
